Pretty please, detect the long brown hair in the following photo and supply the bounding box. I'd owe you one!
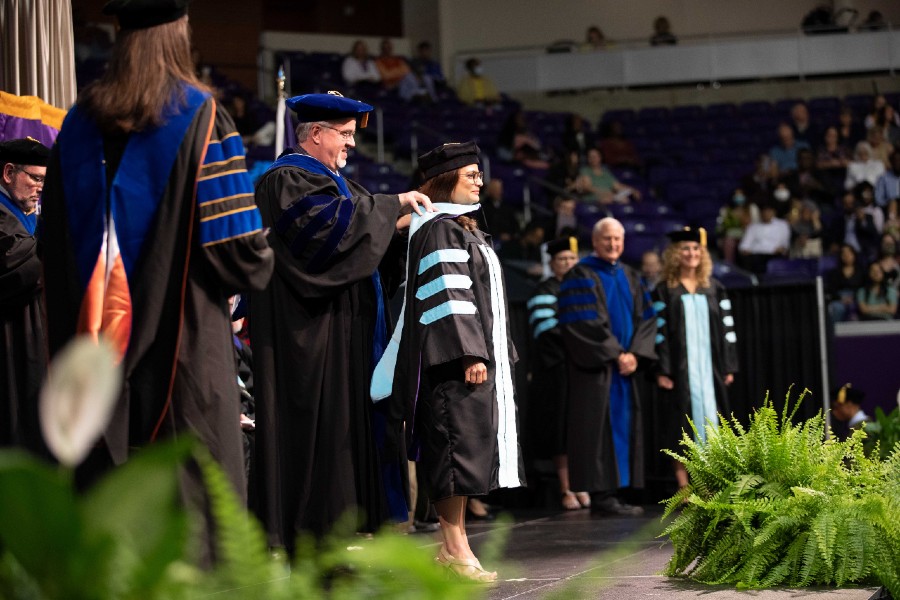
[661,242,713,288]
[78,16,207,134]
[418,168,479,231]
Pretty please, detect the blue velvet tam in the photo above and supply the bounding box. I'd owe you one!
[285,92,374,127]
[103,0,190,30]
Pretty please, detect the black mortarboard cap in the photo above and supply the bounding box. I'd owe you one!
[0,137,50,167]
[546,236,578,256]
[417,141,480,181]
[103,0,190,30]
[286,92,374,128]
[834,383,864,405]
[666,226,707,247]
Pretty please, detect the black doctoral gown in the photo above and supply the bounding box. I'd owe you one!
[0,200,48,456]
[372,208,525,500]
[41,88,273,512]
[558,260,657,493]
[652,278,739,449]
[250,157,409,548]
[526,277,568,459]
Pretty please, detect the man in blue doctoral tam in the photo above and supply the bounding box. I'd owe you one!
[250,90,434,549]
[557,217,657,516]
[0,137,51,456]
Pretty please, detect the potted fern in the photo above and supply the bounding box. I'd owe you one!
[661,388,900,597]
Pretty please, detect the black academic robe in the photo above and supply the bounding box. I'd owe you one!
[558,260,657,493]
[0,201,48,455]
[41,89,273,512]
[526,277,568,459]
[652,279,739,449]
[250,158,408,548]
[379,211,525,500]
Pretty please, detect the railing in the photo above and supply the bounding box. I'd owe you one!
[457,28,900,94]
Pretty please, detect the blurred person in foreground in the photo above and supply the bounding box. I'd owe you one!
[40,0,274,561]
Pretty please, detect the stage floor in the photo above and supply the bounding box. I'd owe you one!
[421,506,882,600]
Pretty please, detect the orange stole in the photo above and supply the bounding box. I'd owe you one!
[76,250,133,364]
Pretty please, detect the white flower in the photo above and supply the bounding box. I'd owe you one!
[40,336,122,467]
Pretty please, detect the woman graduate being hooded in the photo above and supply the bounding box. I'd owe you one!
[372,142,525,583]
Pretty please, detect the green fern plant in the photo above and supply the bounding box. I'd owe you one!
[661,387,900,597]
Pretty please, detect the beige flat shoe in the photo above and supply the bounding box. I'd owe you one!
[575,491,591,509]
[561,490,581,510]
[435,546,497,583]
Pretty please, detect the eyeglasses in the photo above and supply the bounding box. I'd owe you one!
[460,171,484,183]
[15,166,45,185]
[319,124,356,141]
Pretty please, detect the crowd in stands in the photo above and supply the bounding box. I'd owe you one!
[72,22,900,324]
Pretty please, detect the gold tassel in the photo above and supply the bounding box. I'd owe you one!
[569,237,578,254]
[836,383,851,404]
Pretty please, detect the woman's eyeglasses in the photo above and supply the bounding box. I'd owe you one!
[461,171,484,183]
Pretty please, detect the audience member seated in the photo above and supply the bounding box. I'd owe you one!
[640,250,662,291]
[374,38,410,90]
[789,101,818,147]
[227,94,260,146]
[856,262,897,320]
[845,141,886,190]
[597,120,640,168]
[582,26,608,51]
[828,189,880,259]
[576,148,639,205]
[410,41,445,87]
[769,122,810,175]
[717,188,759,264]
[866,127,894,169]
[858,10,888,32]
[790,200,824,258]
[738,201,791,274]
[782,148,833,209]
[398,63,437,105]
[649,16,678,46]
[498,221,546,270]
[770,183,794,219]
[857,181,884,234]
[456,57,501,107]
[562,114,595,160]
[875,233,900,288]
[547,150,583,196]
[875,151,900,209]
[874,105,900,148]
[542,196,580,240]
[863,95,897,131]
[825,244,865,322]
[497,109,550,169]
[837,104,865,149]
[342,40,381,87]
[741,153,778,198]
[816,125,851,196]
[478,179,521,244]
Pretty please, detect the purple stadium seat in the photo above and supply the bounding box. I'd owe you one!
[621,233,664,267]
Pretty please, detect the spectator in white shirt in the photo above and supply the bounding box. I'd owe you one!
[341,40,381,86]
[875,151,900,209]
[845,141,886,190]
[739,201,791,274]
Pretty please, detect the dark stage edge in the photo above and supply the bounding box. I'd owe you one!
[416,506,882,600]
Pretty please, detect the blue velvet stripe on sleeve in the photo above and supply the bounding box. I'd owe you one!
[306,197,355,273]
[526,294,556,309]
[203,132,244,164]
[532,317,558,338]
[199,206,263,246]
[558,309,599,324]
[559,277,594,292]
[275,195,333,235]
[197,171,254,206]
[558,293,596,308]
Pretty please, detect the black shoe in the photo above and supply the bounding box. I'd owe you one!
[591,495,645,516]
[466,507,496,521]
